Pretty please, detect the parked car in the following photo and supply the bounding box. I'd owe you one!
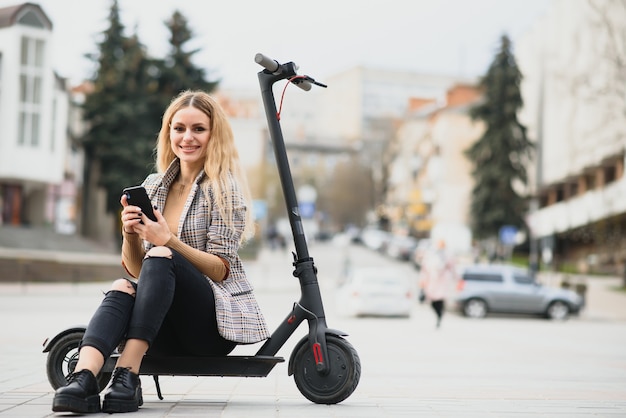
[411,238,432,270]
[385,235,418,261]
[336,267,414,317]
[454,264,584,320]
[358,228,391,252]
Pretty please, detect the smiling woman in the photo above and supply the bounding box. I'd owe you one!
[169,107,211,171]
[51,89,268,414]
[154,90,254,242]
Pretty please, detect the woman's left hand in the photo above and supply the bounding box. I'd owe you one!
[133,207,172,246]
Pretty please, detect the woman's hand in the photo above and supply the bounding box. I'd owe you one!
[120,194,171,246]
[120,194,141,234]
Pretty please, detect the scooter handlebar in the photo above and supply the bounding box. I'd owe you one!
[254,53,280,73]
[255,53,312,91]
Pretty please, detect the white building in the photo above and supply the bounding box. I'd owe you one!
[386,84,482,255]
[315,67,466,219]
[316,66,463,143]
[518,0,626,272]
[0,3,75,230]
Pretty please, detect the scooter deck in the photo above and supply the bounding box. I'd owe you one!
[103,355,285,377]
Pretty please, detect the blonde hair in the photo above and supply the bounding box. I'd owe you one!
[155,90,254,243]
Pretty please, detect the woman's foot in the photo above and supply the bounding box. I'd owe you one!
[102,367,143,413]
[52,369,101,413]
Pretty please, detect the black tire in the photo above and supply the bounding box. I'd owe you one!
[292,335,361,404]
[46,331,111,391]
[463,298,488,318]
[546,300,570,320]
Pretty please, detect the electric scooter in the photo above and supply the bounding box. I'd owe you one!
[42,53,361,405]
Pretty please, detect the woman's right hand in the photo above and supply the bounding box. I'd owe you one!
[120,194,171,245]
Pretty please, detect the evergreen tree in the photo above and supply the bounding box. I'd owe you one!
[143,10,221,152]
[155,11,219,106]
[79,2,219,241]
[465,35,533,240]
[81,0,158,215]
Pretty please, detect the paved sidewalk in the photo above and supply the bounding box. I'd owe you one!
[1,244,625,417]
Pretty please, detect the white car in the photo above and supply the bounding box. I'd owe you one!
[358,228,390,252]
[336,267,414,317]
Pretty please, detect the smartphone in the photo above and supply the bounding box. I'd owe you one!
[122,186,157,222]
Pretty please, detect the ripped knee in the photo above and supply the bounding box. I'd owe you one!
[110,278,136,296]
[144,246,173,260]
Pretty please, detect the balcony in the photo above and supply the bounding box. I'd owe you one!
[528,177,626,237]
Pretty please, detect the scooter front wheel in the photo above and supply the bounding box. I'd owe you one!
[46,331,111,391]
[292,335,361,404]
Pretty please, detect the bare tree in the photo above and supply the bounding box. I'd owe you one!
[318,158,374,230]
[587,0,626,123]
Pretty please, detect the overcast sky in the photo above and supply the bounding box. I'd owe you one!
[3,0,552,88]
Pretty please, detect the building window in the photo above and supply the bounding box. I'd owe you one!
[555,185,564,202]
[50,97,57,152]
[18,112,27,145]
[604,165,616,184]
[18,36,45,147]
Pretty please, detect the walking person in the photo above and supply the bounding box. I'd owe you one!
[52,90,270,414]
[419,239,459,328]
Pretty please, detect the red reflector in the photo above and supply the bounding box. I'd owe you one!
[313,343,323,365]
[287,315,296,324]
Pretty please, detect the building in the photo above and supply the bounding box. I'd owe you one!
[216,86,358,235]
[518,0,626,273]
[0,3,77,231]
[386,83,482,254]
[313,66,465,224]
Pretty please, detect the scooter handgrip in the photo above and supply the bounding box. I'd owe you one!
[255,53,280,72]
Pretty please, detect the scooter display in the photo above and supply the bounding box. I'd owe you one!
[42,54,361,405]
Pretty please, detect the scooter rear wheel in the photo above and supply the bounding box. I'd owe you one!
[46,331,111,391]
[292,335,361,404]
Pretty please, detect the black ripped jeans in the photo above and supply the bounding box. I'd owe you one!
[81,249,236,359]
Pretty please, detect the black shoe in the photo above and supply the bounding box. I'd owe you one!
[102,367,143,413]
[52,369,101,413]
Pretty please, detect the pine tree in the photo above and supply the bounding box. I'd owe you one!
[79,2,219,241]
[157,11,218,103]
[81,0,156,216]
[465,35,534,240]
[144,10,220,147]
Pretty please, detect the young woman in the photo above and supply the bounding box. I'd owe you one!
[52,90,270,414]
[419,239,459,329]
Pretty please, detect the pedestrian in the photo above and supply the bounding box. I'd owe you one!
[419,239,459,328]
[52,90,270,414]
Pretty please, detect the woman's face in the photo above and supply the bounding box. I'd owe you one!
[170,106,211,169]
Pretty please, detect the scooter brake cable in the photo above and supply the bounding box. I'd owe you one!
[276,75,307,121]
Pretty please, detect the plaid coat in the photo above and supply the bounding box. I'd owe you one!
[141,159,270,344]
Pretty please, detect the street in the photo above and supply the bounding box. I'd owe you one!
[1,241,625,417]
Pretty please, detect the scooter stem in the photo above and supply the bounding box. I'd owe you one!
[255,57,331,372]
[257,65,310,260]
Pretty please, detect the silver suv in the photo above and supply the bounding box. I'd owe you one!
[454,264,584,320]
